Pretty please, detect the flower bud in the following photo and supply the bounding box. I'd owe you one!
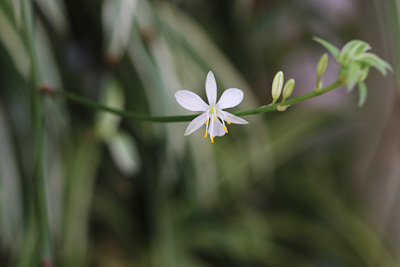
[317,53,329,77]
[282,79,295,100]
[271,71,284,104]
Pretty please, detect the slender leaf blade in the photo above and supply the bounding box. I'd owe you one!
[346,63,361,92]
[354,53,392,76]
[313,37,340,59]
[358,82,367,107]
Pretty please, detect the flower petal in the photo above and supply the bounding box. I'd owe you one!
[175,90,209,111]
[223,111,248,124]
[184,112,208,136]
[210,119,226,137]
[216,88,244,109]
[205,71,217,105]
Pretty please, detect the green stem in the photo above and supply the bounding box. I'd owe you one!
[52,81,343,123]
[54,91,196,122]
[234,81,342,116]
[22,0,52,264]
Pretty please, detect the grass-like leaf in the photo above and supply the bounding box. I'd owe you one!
[313,37,340,59]
[345,63,362,92]
[357,82,367,107]
[354,53,392,76]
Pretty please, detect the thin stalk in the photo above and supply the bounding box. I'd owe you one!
[234,81,342,116]
[51,81,343,123]
[53,91,196,122]
[21,0,53,264]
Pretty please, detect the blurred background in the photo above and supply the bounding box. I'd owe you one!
[0,0,400,266]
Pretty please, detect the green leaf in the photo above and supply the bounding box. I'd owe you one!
[357,82,367,107]
[102,0,138,60]
[345,63,361,92]
[358,66,370,82]
[339,40,371,65]
[313,37,340,59]
[107,131,141,176]
[0,6,30,79]
[354,53,392,76]
[95,78,125,140]
[35,0,68,34]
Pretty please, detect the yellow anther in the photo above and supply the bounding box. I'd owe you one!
[205,119,209,125]
[214,115,217,122]
[226,119,231,124]
[211,136,214,143]
[204,129,208,138]
[224,126,228,133]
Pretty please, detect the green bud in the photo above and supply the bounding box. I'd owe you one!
[317,53,329,77]
[282,79,295,100]
[271,71,284,104]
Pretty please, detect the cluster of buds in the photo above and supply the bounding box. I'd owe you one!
[314,37,392,106]
[271,71,295,111]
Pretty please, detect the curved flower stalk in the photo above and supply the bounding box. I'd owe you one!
[49,37,392,125]
[175,71,248,143]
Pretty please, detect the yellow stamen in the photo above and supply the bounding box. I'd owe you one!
[226,119,231,124]
[214,115,217,122]
[224,126,228,133]
[205,118,209,125]
[211,136,214,143]
[204,129,208,138]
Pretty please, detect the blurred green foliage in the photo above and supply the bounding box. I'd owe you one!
[0,0,398,266]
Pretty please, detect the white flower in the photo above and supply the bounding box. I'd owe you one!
[175,71,248,143]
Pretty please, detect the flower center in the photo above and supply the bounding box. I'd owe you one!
[209,106,215,113]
